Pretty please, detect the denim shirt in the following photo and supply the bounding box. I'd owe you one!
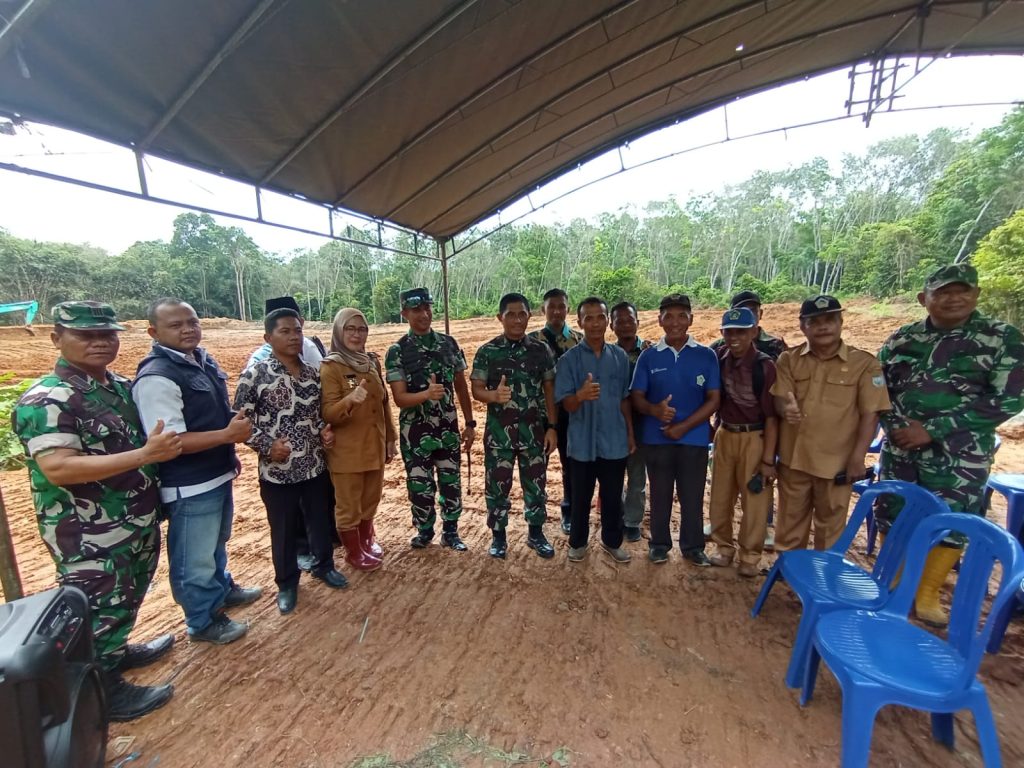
[554,341,630,462]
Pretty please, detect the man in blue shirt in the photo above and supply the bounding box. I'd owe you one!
[554,297,635,563]
[631,293,721,565]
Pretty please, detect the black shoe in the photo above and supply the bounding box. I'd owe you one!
[118,633,174,671]
[526,533,555,559]
[296,553,315,572]
[410,528,434,548]
[488,532,508,559]
[623,526,642,542]
[191,613,248,645]
[560,516,571,535]
[312,569,349,589]
[223,583,263,607]
[277,587,297,614]
[683,550,712,567]
[649,547,669,564]
[441,532,468,551]
[103,671,174,722]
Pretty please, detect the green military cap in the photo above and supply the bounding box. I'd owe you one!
[400,287,434,309]
[51,300,126,331]
[925,263,978,291]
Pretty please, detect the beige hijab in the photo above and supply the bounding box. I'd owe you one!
[326,308,372,373]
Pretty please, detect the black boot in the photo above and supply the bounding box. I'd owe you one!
[440,520,468,551]
[526,524,555,559]
[410,527,434,548]
[118,633,174,671]
[103,670,174,722]
[488,529,508,559]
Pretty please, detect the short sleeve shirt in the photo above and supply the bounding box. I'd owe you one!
[471,334,555,450]
[12,358,159,562]
[718,346,777,425]
[384,329,467,429]
[554,342,630,461]
[771,341,891,478]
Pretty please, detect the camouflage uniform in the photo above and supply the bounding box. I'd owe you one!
[13,351,159,673]
[710,328,786,360]
[385,329,467,530]
[529,324,583,521]
[471,334,556,531]
[619,337,652,529]
[878,309,1024,528]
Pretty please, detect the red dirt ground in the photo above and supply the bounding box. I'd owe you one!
[1,301,1022,768]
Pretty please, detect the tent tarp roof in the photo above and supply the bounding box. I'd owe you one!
[2,0,1023,239]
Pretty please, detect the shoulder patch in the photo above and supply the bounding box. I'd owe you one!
[872,375,884,388]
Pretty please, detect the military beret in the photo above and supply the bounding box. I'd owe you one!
[51,301,126,331]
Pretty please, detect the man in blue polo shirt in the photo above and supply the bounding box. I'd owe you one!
[631,293,721,564]
[554,296,635,563]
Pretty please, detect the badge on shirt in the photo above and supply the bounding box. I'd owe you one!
[696,374,706,386]
[872,375,884,388]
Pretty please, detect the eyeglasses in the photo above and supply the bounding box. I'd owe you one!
[343,326,369,334]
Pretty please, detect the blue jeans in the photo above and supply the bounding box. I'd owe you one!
[165,482,234,633]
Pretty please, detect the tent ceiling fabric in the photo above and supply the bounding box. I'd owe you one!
[1,0,1023,240]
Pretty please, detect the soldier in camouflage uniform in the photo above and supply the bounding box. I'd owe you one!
[471,293,558,559]
[878,263,1024,626]
[385,288,476,550]
[529,287,583,534]
[12,301,182,721]
[611,301,652,542]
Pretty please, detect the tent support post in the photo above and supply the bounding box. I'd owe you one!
[439,238,451,335]
[0,483,24,602]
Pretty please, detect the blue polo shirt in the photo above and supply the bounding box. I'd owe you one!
[631,336,720,446]
[554,341,630,462]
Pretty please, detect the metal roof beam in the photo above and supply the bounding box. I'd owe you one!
[0,0,56,62]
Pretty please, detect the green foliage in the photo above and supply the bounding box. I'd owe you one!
[0,373,31,470]
[974,208,1024,327]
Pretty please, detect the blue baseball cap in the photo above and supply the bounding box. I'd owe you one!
[720,306,757,329]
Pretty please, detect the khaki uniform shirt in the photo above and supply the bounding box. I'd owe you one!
[321,356,397,474]
[771,341,890,479]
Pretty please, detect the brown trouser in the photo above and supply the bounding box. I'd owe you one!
[774,464,852,551]
[332,468,384,531]
[709,428,771,565]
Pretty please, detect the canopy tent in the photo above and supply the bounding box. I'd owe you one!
[2,0,1024,249]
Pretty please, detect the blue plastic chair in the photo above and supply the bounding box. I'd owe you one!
[751,480,949,689]
[801,512,1024,768]
[986,473,1024,652]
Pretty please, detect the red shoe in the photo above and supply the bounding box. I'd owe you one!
[339,528,381,572]
[358,519,384,558]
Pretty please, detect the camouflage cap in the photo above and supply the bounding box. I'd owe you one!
[400,287,434,308]
[51,301,126,331]
[925,263,978,291]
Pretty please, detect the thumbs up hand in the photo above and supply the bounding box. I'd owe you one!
[143,418,183,462]
[654,393,676,424]
[348,378,369,406]
[493,374,513,404]
[783,391,802,424]
[577,372,601,402]
[425,373,446,401]
[225,410,253,443]
[269,436,292,462]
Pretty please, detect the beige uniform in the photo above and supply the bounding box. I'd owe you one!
[321,357,397,530]
[770,341,890,550]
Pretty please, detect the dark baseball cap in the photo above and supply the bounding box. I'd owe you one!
[730,290,762,308]
[924,263,978,291]
[659,293,691,311]
[265,296,301,314]
[799,295,843,319]
[52,301,126,331]
[400,287,434,308]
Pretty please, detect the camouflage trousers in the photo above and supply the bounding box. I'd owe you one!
[877,446,991,544]
[484,445,548,531]
[55,524,160,672]
[401,434,462,530]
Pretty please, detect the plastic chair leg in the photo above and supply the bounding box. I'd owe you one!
[865,509,877,556]
[751,560,781,617]
[840,688,879,768]
[931,711,955,748]
[785,606,820,690]
[971,696,1003,768]
[799,645,821,707]
[986,593,1019,654]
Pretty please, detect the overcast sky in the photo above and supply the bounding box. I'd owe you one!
[1,55,1022,257]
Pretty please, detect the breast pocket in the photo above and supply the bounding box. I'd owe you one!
[823,373,856,408]
[792,373,812,403]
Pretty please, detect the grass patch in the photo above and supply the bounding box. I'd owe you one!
[348,731,572,768]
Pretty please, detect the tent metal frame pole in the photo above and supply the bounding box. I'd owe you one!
[439,238,451,335]
[0,0,54,62]
[0,483,23,602]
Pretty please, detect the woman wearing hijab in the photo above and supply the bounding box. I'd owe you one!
[321,308,397,571]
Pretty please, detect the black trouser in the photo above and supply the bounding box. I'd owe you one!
[645,444,709,554]
[259,472,336,590]
[294,480,339,555]
[556,405,572,518]
[568,457,627,549]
